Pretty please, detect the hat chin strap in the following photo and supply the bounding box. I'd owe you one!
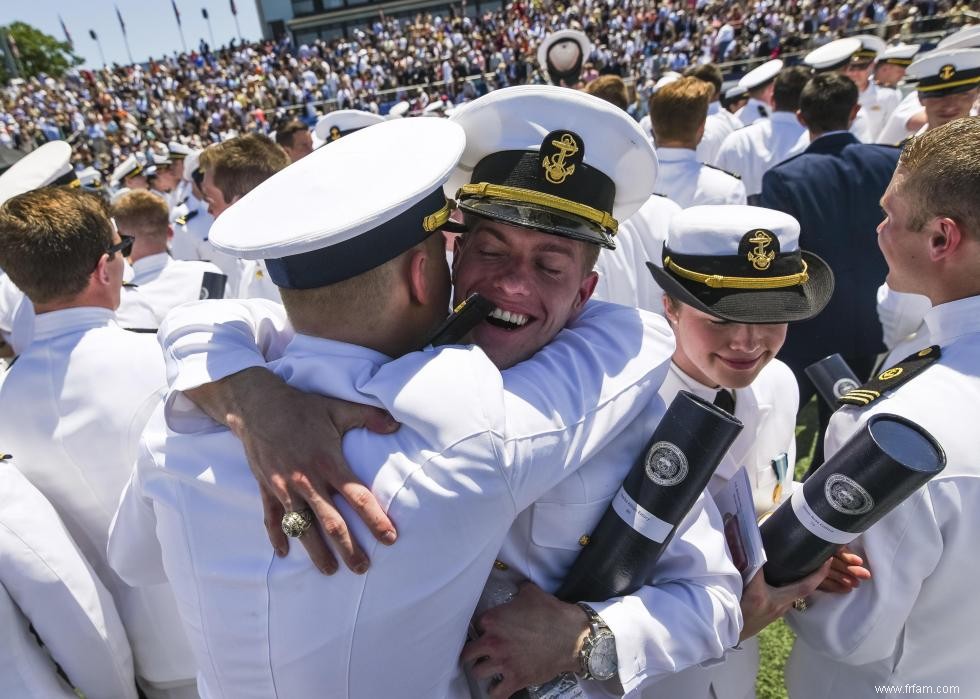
[457,182,618,234]
[664,256,810,289]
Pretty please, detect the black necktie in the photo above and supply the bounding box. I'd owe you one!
[713,389,736,414]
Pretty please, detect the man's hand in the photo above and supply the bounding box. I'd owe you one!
[739,559,831,641]
[461,582,590,698]
[184,367,400,575]
[816,545,872,594]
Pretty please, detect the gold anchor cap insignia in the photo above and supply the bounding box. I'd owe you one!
[329,126,342,141]
[540,130,584,185]
[939,64,956,81]
[741,229,778,271]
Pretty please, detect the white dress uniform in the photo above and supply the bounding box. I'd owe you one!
[0,463,138,699]
[714,112,809,198]
[875,90,922,145]
[238,258,282,302]
[0,308,197,696]
[853,82,902,143]
[116,252,225,328]
[654,147,748,208]
[108,299,676,699]
[786,295,980,697]
[593,193,681,313]
[169,191,213,262]
[697,102,738,165]
[876,282,932,353]
[641,361,798,699]
[734,97,771,128]
[0,270,33,355]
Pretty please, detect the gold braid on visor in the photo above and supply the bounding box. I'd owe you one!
[916,76,980,92]
[422,200,456,232]
[457,182,618,235]
[664,256,810,289]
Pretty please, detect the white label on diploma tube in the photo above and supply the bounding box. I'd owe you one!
[612,487,674,543]
[790,486,860,545]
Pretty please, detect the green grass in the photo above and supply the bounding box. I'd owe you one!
[755,395,820,698]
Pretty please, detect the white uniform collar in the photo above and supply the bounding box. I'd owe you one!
[923,294,980,347]
[131,252,171,277]
[664,361,722,401]
[276,333,393,402]
[655,146,697,162]
[32,306,115,341]
[707,101,721,116]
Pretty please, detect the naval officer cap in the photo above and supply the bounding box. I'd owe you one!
[537,29,592,85]
[387,100,411,119]
[168,141,193,159]
[314,109,386,143]
[723,83,748,100]
[0,141,77,205]
[877,43,920,66]
[446,85,657,250]
[737,59,783,91]
[208,118,465,290]
[110,154,151,186]
[937,24,980,50]
[849,34,887,63]
[647,205,834,323]
[804,37,863,72]
[907,48,980,97]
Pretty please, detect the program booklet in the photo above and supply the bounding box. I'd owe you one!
[714,466,767,584]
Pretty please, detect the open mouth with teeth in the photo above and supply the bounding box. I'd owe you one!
[485,307,530,330]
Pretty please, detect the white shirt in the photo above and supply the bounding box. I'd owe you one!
[643,361,799,699]
[109,299,676,699]
[0,307,196,686]
[714,112,809,197]
[116,252,226,328]
[0,463,137,699]
[654,147,748,208]
[734,97,771,128]
[593,194,680,313]
[239,259,282,303]
[697,102,738,165]
[786,294,980,697]
[876,282,932,353]
[857,82,902,143]
[875,90,922,145]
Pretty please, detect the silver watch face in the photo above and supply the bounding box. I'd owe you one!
[587,632,618,681]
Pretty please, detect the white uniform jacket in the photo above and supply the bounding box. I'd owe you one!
[108,299,676,699]
[169,193,212,262]
[786,294,980,697]
[876,282,931,354]
[697,102,738,165]
[116,252,226,329]
[654,148,748,209]
[858,82,902,143]
[641,361,799,699]
[0,463,137,699]
[0,307,196,687]
[714,112,809,197]
[875,91,922,146]
[593,194,681,314]
[735,98,771,128]
[0,271,33,355]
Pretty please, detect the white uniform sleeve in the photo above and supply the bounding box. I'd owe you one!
[728,177,748,205]
[785,409,943,665]
[2,478,137,699]
[876,283,931,350]
[158,297,294,392]
[586,493,743,694]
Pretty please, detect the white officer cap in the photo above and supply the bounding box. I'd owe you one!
[110,154,148,186]
[652,71,681,93]
[314,109,385,143]
[537,29,592,85]
[388,100,411,119]
[850,34,887,62]
[446,84,658,250]
[168,141,193,159]
[648,205,834,323]
[0,141,76,205]
[937,24,980,50]
[423,99,448,116]
[76,166,102,189]
[724,84,748,100]
[737,59,783,90]
[209,118,465,290]
[182,149,204,182]
[877,43,920,66]
[907,47,980,97]
[150,151,172,167]
[804,37,863,72]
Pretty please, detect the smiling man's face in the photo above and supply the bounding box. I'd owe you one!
[451,216,598,369]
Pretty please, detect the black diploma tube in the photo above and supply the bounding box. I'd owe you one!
[761,414,945,586]
[556,391,743,603]
[805,354,861,410]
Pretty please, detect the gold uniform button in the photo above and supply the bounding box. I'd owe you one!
[579,535,591,547]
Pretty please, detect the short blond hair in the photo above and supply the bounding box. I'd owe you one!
[649,77,713,143]
[898,117,980,241]
[582,75,629,111]
[199,134,290,203]
[112,190,170,242]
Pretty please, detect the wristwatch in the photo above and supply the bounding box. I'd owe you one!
[576,603,618,681]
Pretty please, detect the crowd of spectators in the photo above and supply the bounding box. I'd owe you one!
[2,0,975,175]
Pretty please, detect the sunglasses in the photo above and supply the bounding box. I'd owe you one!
[106,235,135,259]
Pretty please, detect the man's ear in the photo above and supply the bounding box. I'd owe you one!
[167,225,174,242]
[569,270,599,321]
[796,109,807,129]
[93,253,112,286]
[847,102,860,128]
[929,217,965,261]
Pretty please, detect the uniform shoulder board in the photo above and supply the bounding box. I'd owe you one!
[757,105,767,118]
[703,163,741,179]
[0,452,11,461]
[175,215,187,225]
[178,197,189,206]
[122,281,139,289]
[124,327,159,334]
[838,345,941,407]
[184,209,199,222]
